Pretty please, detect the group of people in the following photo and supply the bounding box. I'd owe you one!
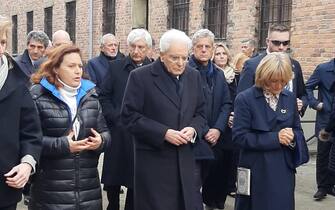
[1,13,335,210]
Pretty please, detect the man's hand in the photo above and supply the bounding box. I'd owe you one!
[180,127,196,142]
[316,102,323,111]
[278,128,295,146]
[205,128,221,145]
[4,163,32,189]
[319,128,330,142]
[86,128,103,150]
[165,129,189,146]
[297,98,303,112]
[228,112,234,128]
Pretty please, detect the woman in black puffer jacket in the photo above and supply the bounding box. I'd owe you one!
[28,45,110,210]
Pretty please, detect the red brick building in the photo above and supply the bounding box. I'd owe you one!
[0,0,334,77]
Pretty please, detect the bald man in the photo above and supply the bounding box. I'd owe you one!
[52,30,72,47]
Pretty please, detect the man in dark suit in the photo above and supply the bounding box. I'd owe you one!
[99,28,152,210]
[15,31,49,77]
[86,33,124,92]
[121,29,206,210]
[305,58,335,200]
[187,29,232,210]
[237,23,307,115]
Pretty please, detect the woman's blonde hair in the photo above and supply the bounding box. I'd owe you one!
[255,52,292,88]
[0,16,11,41]
[213,42,232,67]
[232,52,249,72]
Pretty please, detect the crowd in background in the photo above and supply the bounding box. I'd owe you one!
[1,14,335,210]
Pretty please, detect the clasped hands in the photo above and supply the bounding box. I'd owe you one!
[165,127,195,146]
[278,127,295,146]
[68,128,102,153]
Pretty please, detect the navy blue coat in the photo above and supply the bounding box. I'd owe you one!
[188,57,232,159]
[86,52,124,92]
[306,58,335,135]
[233,87,304,210]
[14,49,44,77]
[237,53,307,115]
[121,59,206,210]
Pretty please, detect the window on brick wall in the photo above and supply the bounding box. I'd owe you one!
[12,15,18,55]
[103,0,116,34]
[44,7,53,39]
[168,0,190,34]
[66,1,76,43]
[204,0,228,40]
[27,11,33,34]
[259,0,292,50]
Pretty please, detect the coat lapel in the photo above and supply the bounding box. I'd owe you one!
[151,60,180,108]
[254,87,277,130]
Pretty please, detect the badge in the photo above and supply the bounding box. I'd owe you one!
[281,109,287,114]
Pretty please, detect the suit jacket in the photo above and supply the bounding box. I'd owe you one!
[0,54,42,207]
[121,59,206,210]
[14,49,44,77]
[306,58,335,135]
[237,52,307,115]
[233,86,304,210]
[86,51,124,91]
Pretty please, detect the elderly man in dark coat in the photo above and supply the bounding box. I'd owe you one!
[86,33,124,92]
[99,29,152,210]
[0,16,42,210]
[237,23,307,116]
[306,58,335,199]
[121,29,206,210]
[187,29,232,210]
[15,30,49,77]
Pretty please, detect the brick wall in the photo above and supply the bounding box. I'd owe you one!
[0,0,334,78]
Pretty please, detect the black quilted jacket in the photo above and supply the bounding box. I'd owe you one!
[28,79,110,210]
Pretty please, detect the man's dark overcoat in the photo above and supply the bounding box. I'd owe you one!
[14,49,43,77]
[99,56,151,188]
[0,54,42,207]
[121,59,206,210]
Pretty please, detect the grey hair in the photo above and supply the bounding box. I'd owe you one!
[127,28,152,48]
[191,29,215,46]
[241,39,256,47]
[27,31,50,48]
[159,29,191,53]
[100,33,117,47]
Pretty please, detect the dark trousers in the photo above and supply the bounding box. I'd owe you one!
[316,139,335,190]
[202,148,238,209]
[106,185,133,210]
[0,204,17,210]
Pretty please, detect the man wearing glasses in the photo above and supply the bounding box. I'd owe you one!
[237,23,307,115]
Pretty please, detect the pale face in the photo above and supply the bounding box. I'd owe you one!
[0,34,7,58]
[56,53,83,88]
[129,39,150,64]
[213,46,228,68]
[27,40,46,61]
[192,37,214,65]
[265,78,286,95]
[102,37,118,57]
[160,42,189,77]
[266,31,290,53]
[241,44,254,57]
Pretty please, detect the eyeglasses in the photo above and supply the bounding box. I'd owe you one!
[270,40,290,46]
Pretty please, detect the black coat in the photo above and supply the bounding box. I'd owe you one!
[86,51,124,92]
[121,59,206,210]
[188,57,232,157]
[14,49,44,77]
[99,56,151,188]
[29,78,110,210]
[237,53,307,115]
[0,54,42,208]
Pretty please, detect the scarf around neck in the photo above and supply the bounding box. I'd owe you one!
[0,55,9,90]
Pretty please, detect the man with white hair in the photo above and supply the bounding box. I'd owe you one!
[51,30,72,47]
[99,28,152,210]
[120,29,206,210]
[86,33,124,91]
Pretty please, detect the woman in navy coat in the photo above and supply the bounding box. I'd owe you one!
[233,52,304,210]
